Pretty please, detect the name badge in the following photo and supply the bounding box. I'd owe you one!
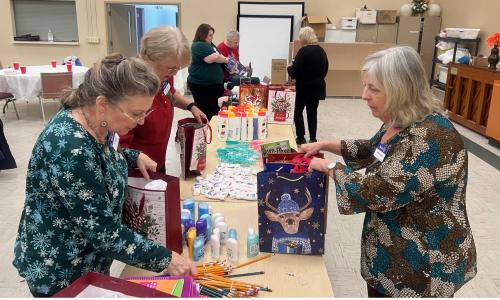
[374,143,388,162]
[107,132,120,151]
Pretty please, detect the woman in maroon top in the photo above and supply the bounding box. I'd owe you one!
[120,26,207,172]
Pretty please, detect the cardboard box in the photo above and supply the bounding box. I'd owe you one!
[377,10,397,24]
[301,16,332,42]
[355,9,377,24]
[271,59,287,84]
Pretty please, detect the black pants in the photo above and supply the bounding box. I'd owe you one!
[187,81,224,121]
[293,97,320,140]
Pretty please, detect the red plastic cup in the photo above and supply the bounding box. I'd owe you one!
[66,62,73,72]
[20,66,26,74]
[51,60,57,68]
[13,62,20,70]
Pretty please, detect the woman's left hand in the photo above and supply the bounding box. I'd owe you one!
[137,153,157,180]
[191,106,208,124]
[308,157,330,174]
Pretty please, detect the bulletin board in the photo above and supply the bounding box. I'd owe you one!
[237,15,293,79]
[238,1,304,40]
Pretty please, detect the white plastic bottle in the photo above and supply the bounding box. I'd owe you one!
[247,227,260,257]
[211,212,223,225]
[233,112,242,140]
[217,110,228,141]
[240,111,247,141]
[215,221,228,245]
[246,111,254,141]
[227,112,236,140]
[210,231,220,259]
[48,29,54,42]
[226,235,239,263]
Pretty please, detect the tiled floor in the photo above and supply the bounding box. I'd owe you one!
[1,97,499,297]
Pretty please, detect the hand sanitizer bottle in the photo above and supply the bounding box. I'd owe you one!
[247,227,260,257]
[48,29,54,42]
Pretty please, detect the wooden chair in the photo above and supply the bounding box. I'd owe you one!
[39,72,72,124]
[0,60,19,120]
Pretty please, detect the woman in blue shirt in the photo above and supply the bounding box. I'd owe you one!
[13,54,196,297]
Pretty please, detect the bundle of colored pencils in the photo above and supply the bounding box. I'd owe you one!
[196,273,270,297]
[194,261,232,277]
[193,255,273,297]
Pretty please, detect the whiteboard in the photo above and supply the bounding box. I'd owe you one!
[237,15,293,79]
[238,1,304,39]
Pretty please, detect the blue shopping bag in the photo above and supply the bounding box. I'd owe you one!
[257,164,328,255]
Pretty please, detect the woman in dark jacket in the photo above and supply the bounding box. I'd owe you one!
[287,26,329,145]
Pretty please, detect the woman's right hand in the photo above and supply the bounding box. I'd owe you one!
[300,141,324,158]
[165,251,197,276]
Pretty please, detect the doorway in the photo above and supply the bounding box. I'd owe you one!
[107,3,179,57]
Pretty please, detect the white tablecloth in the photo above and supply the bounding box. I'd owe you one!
[0,65,88,100]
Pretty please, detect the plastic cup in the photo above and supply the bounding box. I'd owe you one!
[66,62,73,72]
[51,60,57,68]
[20,66,26,74]
[13,62,20,70]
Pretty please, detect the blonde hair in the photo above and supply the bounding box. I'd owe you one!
[299,26,318,45]
[362,46,443,128]
[139,26,191,68]
[61,53,159,108]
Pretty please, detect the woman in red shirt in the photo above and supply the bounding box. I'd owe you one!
[120,26,207,173]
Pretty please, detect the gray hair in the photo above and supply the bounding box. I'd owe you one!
[362,46,443,128]
[61,53,159,108]
[140,26,191,68]
[299,26,318,45]
[226,29,240,41]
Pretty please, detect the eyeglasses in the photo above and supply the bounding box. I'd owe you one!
[113,104,154,122]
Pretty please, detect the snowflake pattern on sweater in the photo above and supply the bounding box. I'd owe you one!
[13,109,172,296]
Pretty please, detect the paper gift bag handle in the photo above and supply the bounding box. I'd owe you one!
[277,175,305,182]
[203,123,213,144]
[132,194,146,218]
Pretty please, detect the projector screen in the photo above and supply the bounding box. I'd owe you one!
[237,15,293,79]
[238,1,304,40]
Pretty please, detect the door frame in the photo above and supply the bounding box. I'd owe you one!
[104,1,181,55]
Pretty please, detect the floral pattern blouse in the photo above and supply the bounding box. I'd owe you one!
[332,113,477,297]
[13,109,172,296]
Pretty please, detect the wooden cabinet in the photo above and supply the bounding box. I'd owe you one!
[444,63,500,135]
[397,16,441,78]
[486,80,500,142]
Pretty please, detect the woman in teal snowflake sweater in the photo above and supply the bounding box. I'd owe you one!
[13,54,196,296]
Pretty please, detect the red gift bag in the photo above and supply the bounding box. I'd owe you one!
[53,272,173,297]
[123,169,182,254]
[176,118,212,179]
[239,84,268,109]
[267,85,296,124]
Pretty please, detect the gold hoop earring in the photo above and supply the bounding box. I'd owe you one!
[100,121,108,127]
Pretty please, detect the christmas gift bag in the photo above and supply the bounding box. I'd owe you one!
[267,85,296,124]
[176,118,212,179]
[257,163,328,255]
[239,84,268,109]
[123,169,182,254]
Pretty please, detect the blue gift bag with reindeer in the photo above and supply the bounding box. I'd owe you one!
[257,163,328,255]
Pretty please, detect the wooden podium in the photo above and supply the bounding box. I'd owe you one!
[443,63,500,135]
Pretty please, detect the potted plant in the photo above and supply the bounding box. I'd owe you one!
[486,32,500,69]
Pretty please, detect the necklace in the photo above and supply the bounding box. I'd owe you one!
[79,108,107,144]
